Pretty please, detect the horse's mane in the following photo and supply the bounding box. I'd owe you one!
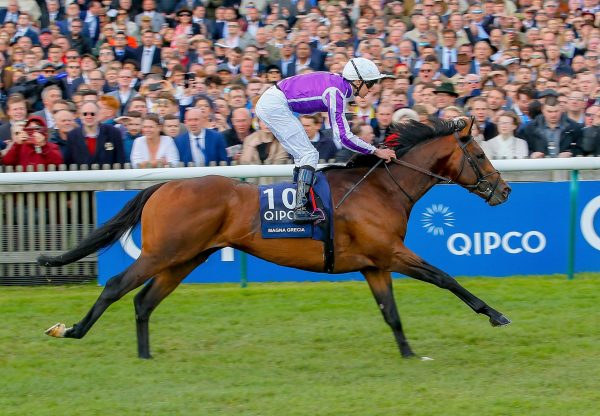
[320,118,459,172]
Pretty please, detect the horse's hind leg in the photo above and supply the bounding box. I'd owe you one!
[393,248,510,327]
[362,268,415,358]
[134,251,215,359]
[45,255,161,339]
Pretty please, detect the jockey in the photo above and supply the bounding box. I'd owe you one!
[255,58,397,223]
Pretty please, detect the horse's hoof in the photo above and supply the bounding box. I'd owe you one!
[489,314,511,327]
[45,323,67,338]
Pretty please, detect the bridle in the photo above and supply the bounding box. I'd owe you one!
[385,130,502,204]
[335,121,503,209]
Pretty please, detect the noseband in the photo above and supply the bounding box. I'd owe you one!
[386,130,502,203]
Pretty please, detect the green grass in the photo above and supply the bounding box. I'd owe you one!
[1,274,599,416]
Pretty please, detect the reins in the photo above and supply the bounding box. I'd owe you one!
[335,125,503,209]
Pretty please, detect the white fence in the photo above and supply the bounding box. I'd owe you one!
[1,158,599,185]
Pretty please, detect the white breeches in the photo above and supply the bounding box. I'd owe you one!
[255,86,319,168]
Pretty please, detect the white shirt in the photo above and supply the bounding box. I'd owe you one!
[141,46,155,73]
[188,129,206,166]
[44,108,55,129]
[130,135,180,168]
[481,135,529,160]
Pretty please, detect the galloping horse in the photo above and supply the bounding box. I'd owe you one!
[41,117,512,359]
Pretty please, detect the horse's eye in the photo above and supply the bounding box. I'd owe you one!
[476,153,486,160]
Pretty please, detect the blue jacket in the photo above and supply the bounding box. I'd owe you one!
[64,124,125,166]
[174,128,229,166]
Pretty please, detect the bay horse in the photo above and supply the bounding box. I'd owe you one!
[40,117,512,359]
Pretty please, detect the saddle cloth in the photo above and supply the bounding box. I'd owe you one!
[258,171,333,241]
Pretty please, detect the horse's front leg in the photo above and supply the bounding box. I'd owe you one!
[391,247,511,327]
[361,268,416,358]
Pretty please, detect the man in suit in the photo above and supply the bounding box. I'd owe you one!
[60,59,86,100]
[191,4,214,37]
[135,0,166,33]
[64,101,125,166]
[370,103,395,146]
[39,0,64,28]
[174,108,228,166]
[283,42,325,78]
[112,31,136,63]
[32,85,63,130]
[437,29,459,77]
[14,13,39,45]
[0,0,20,25]
[80,0,101,45]
[57,2,81,36]
[106,68,139,116]
[133,30,162,75]
[300,114,337,162]
[0,94,29,152]
[277,41,295,78]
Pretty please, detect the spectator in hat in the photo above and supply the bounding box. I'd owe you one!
[264,64,282,84]
[38,29,54,56]
[1,115,63,168]
[448,53,476,83]
[216,63,234,84]
[433,83,459,115]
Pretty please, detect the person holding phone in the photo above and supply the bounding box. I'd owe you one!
[1,116,63,168]
[255,58,396,223]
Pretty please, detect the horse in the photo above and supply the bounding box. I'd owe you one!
[40,117,512,360]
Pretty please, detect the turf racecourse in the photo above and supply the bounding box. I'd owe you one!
[1,274,598,416]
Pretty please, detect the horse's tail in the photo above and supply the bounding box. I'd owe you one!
[37,183,165,267]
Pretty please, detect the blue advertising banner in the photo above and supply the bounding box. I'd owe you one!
[96,181,600,285]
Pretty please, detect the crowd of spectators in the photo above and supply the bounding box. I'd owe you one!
[0,0,599,170]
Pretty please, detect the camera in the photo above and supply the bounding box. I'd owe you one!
[184,72,196,88]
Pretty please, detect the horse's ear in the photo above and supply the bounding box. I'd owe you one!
[457,116,474,138]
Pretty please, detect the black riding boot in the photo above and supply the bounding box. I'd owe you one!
[293,166,321,224]
[292,166,299,183]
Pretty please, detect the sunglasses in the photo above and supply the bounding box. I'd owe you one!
[180,13,191,17]
[43,69,55,73]
[365,80,377,89]
[82,112,96,116]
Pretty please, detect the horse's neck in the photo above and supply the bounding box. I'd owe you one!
[384,146,447,207]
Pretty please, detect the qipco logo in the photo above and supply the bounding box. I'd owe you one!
[447,231,547,256]
[581,196,600,252]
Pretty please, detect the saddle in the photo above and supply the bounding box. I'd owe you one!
[258,172,335,273]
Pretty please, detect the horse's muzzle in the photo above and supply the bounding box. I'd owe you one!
[488,182,511,206]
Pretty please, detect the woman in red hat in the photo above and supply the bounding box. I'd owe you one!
[1,115,63,168]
